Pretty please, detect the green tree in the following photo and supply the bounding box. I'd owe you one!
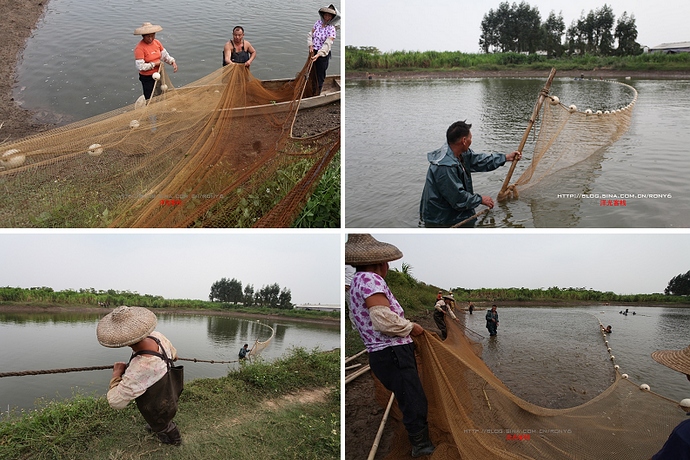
[615,12,641,55]
[243,284,255,307]
[542,11,565,57]
[209,277,243,303]
[278,288,293,309]
[665,270,690,296]
[479,2,542,54]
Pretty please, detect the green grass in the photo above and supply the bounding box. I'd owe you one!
[293,151,340,228]
[346,48,690,73]
[0,348,340,460]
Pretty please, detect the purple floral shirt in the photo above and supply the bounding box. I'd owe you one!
[312,20,336,50]
[349,271,413,353]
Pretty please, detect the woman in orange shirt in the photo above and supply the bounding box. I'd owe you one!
[133,22,178,100]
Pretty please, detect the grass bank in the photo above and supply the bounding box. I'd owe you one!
[0,348,339,460]
[346,48,690,73]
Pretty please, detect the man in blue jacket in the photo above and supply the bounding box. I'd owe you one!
[419,120,521,227]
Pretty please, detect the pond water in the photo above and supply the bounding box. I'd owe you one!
[463,305,690,408]
[345,77,690,228]
[0,311,339,416]
[14,0,341,123]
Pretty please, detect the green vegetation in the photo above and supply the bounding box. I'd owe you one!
[0,348,340,460]
[0,287,338,320]
[293,151,340,228]
[346,47,690,72]
[665,270,690,296]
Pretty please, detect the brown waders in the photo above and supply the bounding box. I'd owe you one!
[129,336,184,445]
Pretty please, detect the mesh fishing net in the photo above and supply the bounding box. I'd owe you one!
[504,79,637,198]
[375,319,685,459]
[249,323,276,358]
[0,58,339,227]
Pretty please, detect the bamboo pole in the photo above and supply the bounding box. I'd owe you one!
[345,363,362,371]
[345,364,371,384]
[497,67,557,201]
[367,392,396,460]
[345,348,367,365]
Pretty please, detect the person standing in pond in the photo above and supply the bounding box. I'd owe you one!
[433,294,458,340]
[650,344,690,459]
[486,305,499,336]
[468,301,475,314]
[419,120,522,227]
[309,5,339,94]
[346,234,435,458]
[97,306,183,446]
[133,22,178,100]
[223,26,256,67]
[239,343,250,360]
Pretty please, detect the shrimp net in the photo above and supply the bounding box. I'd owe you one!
[249,323,276,358]
[505,79,637,197]
[375,319,685,459]
[0,57,339,227]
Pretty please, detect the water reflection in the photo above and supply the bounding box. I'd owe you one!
[345,77,690,227]
[0,311,339,414]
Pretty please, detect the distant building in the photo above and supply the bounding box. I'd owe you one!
[294,303,340,312]
[648,42,690,54]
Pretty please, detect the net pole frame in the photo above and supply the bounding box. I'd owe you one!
[497,67,557,201]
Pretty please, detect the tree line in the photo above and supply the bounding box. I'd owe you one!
[480,2,641,57]
[0,286,210,309]
[209,278,293,309]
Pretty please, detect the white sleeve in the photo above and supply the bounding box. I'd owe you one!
[135,59,156,72]
[307,30,314,47]
[316,36,334,56]
[161,48,175,65]
[369,305,414,337]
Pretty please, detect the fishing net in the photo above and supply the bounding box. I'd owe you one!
[249,323,276,358]
[503,79,637,198]
[375,319,686,459]
[0,57,339,227]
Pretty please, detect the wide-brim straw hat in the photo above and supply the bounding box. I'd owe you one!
[345,234,402,266]
[97,306,157,348]
[443,295,455,301]
[319,4,337,16]
[134,22,163,35]
[652,344,690,375]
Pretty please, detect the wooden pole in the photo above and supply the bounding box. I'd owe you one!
[345,364,371,384]
[367,392,396,460]
[497,67,557,201]
[345,349,367,365]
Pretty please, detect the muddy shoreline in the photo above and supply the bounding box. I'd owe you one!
[0,303,339,327]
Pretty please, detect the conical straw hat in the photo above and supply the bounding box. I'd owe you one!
[97,306,157,348]
[651,344,690,375]
[345,234,402,266]
[134,22,163,35]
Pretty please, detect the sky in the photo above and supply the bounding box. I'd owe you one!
[367,233,690,295]
[344,0,689,53]
[0,232,341,305]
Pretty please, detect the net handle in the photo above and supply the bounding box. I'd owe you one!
[497,67,557,201]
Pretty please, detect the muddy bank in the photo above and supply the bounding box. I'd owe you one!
[0,303,339,327]
[347,68,690,80]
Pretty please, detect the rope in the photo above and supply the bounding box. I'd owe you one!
[0,356,240,378]
[0,365,113,378]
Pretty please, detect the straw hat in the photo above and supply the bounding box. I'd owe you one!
[443,294,455,301]
[651,344,690,375]
[319,4,337,16]
[345,234,402,266]
[134,22,163,35]
[97,306,157,348]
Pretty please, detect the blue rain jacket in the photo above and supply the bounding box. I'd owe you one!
[419,143,506,227]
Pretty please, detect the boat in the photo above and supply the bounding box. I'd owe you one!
[136,74,340,118]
